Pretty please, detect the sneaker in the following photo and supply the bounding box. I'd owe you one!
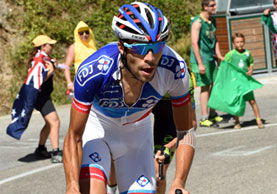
[200,119,219,127]
[209,115,223,123]
[51,151,63,163]
[35,147,51,158]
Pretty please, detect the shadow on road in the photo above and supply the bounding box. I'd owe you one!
[219,116,266,129]
[18,153,51,163]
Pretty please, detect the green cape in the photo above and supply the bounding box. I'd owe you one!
[208,61,263,116]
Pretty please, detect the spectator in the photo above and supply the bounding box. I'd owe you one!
[64,21,97,93]
[31,35,63,163]
[7,35,62,163]
[224,33,264,129]
[262,0,277,67]
[190,0,224,127]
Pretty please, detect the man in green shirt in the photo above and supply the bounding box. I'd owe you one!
[190,0,224,127]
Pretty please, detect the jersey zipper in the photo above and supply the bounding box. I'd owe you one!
[119,81,145,124]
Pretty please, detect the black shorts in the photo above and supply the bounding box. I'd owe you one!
[152,100,176,154]
[34,96,56,117]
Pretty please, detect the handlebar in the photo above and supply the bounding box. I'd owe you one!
[158,163,164,180]
[175,189,182,194]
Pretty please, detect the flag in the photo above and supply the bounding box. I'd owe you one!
[6,84,39,139]
[208,61,263,116]
[6,50,49,139]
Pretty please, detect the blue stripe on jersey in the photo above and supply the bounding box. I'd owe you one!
[93,82,163,118]
[170,90,190,100]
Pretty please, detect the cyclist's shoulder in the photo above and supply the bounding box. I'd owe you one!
[162,45,184,62]
[159,46,187,79]
[75,43,119,88]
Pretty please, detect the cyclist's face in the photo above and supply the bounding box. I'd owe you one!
[118,41,164,82]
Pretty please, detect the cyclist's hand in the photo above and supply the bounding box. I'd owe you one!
[170,180,189,194]
[169,187,189,194]
[155,150,165,163]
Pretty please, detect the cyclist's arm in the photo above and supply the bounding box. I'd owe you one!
[64,44,75,92]
[165,138,177,152]
[170,101,194,194]
[64,106,89,194]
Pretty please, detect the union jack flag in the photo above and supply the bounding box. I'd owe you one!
[7,50,49,140]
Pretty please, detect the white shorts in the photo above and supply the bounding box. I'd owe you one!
[80,109,156,193]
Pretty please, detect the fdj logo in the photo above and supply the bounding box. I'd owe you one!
[99,98,124,108]
[136,175,150,187]
[175,61,186,79]
[76,55,113,86]
[160,56,176,68]
[89,152,101,162]
[78,65,93,83]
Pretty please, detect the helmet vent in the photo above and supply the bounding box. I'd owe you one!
[145,9,154,29]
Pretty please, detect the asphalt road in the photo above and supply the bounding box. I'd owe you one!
[0,74,276,194]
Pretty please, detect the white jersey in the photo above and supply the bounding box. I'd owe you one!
[73,42,190,125]
[74,42,190,194]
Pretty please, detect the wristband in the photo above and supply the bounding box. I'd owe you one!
[176,128,196,149]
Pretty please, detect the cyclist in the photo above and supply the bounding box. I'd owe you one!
[63,2,195,194]
[107,69,197,194]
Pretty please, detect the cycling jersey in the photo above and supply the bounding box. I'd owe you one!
[73,42,190,124]
[73,42,190,194]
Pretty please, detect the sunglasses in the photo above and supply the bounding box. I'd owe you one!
[79,30,89,36]
[207,3,216,7]
[123,41,166,56]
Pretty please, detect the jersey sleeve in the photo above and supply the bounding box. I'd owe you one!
[72,54,115,114]
[168,62,190,108]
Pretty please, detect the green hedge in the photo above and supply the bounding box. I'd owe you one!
[8,0,201,105]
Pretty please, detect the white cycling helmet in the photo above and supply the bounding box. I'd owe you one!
[112,2,169,42]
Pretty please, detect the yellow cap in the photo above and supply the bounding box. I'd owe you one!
[32,35,57,47]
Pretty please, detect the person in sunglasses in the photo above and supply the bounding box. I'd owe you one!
[190,0,225,127]
[64,21,97,95]
[63,2,195,194]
